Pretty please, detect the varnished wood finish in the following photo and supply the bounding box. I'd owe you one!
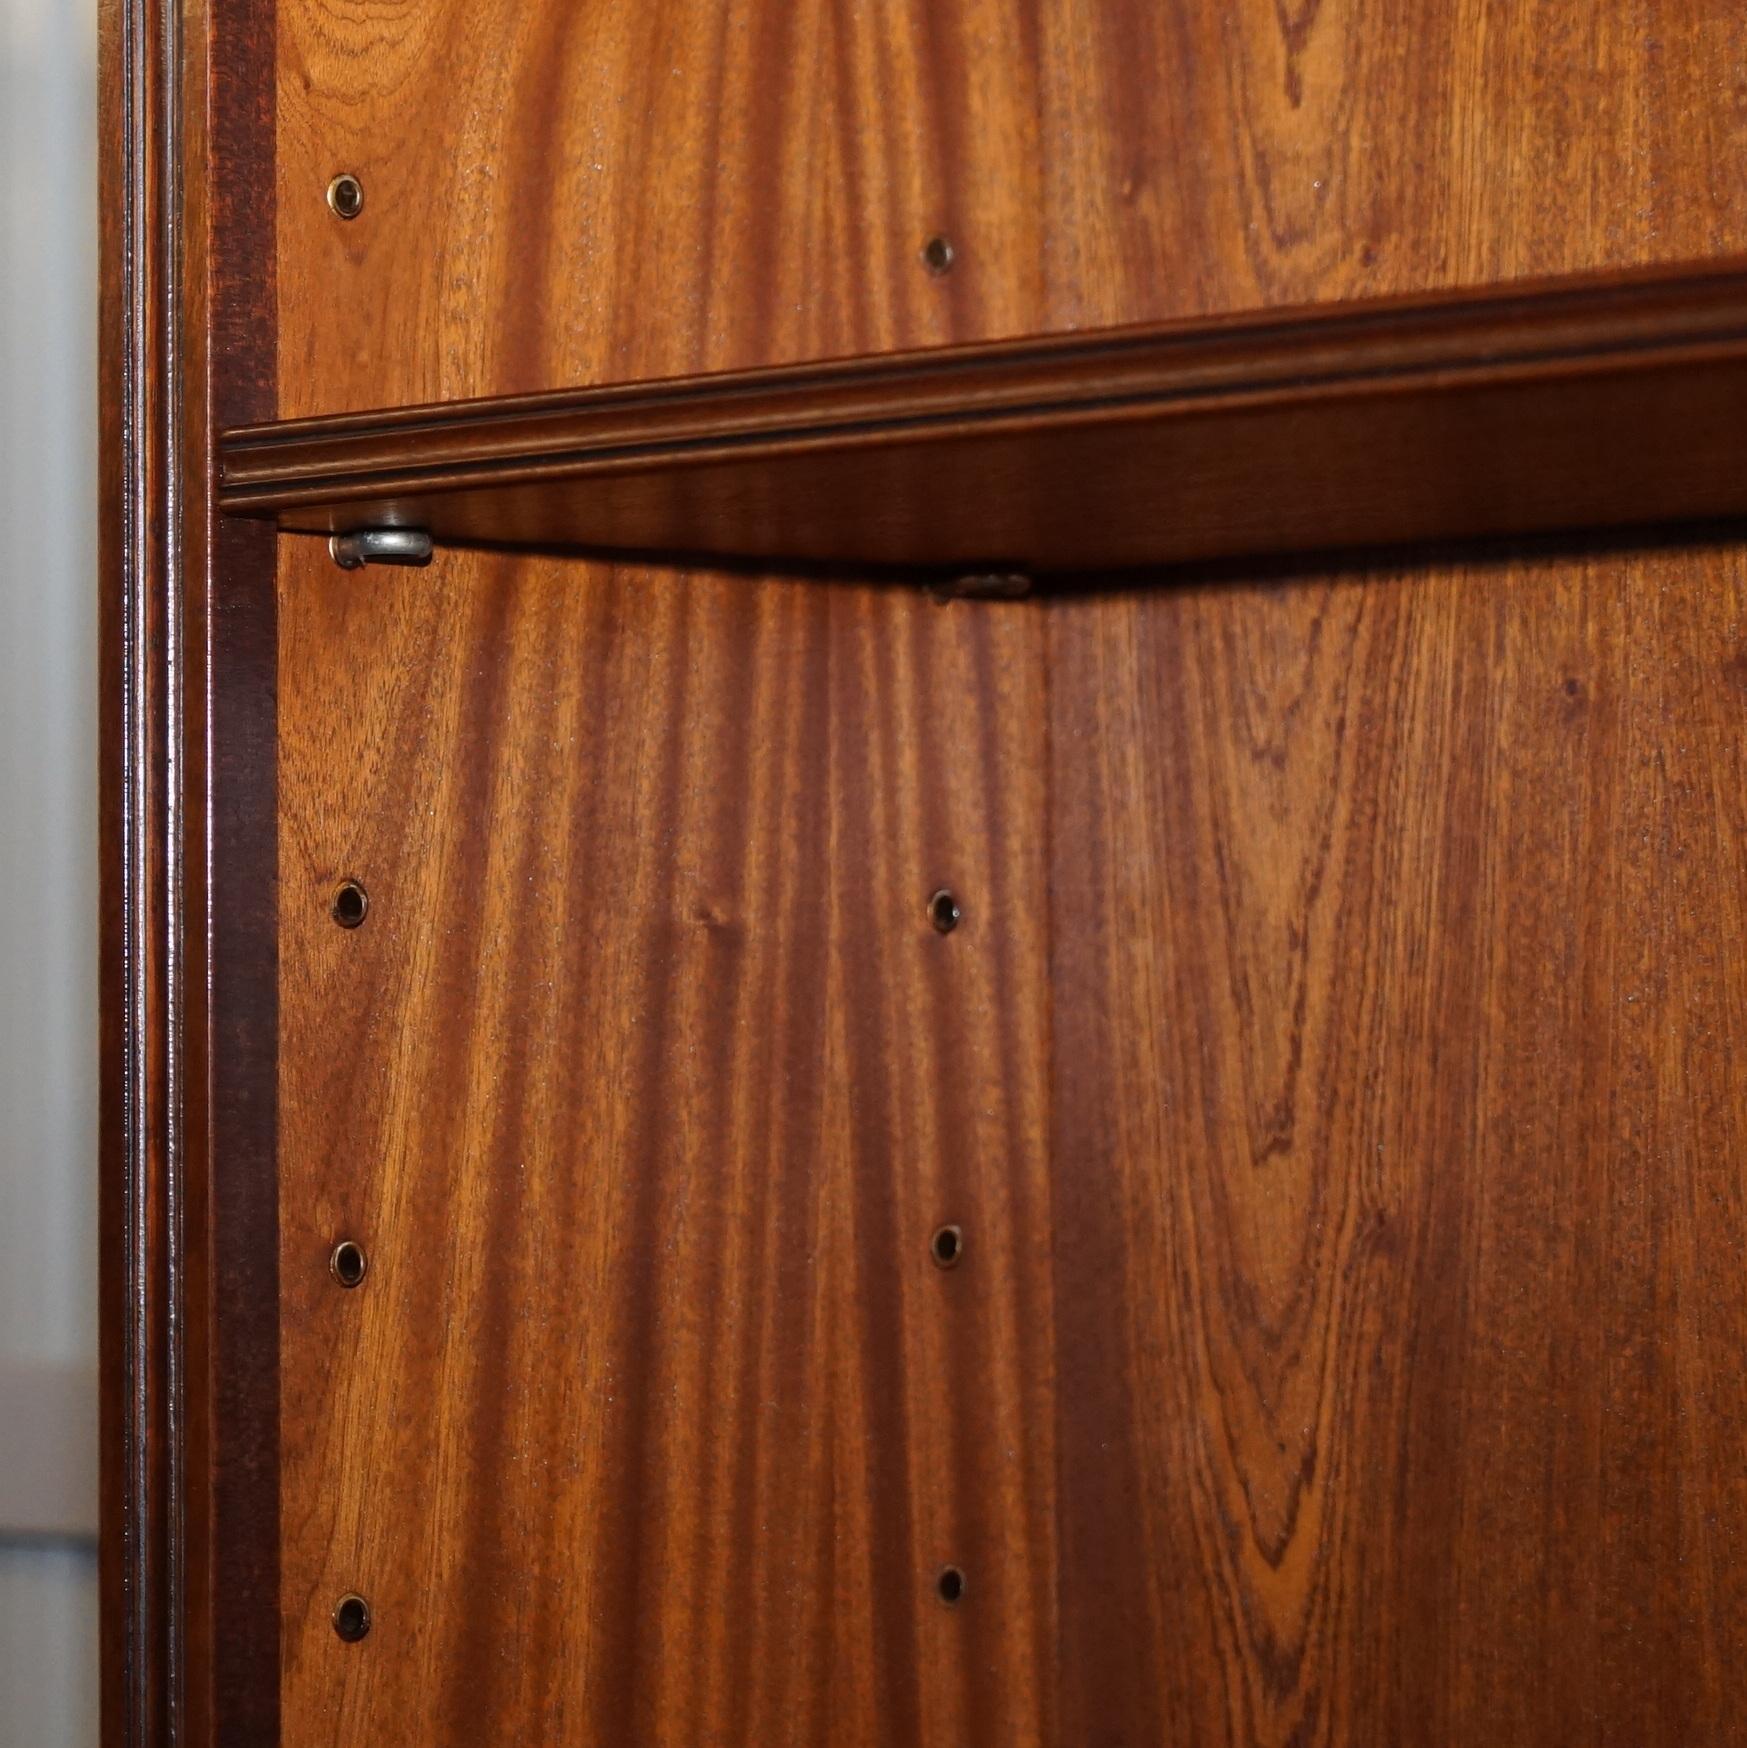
[270,1,1747,1744]
[272,0,1747,420]
[99,0,278,1744]
[1035,3,1747,1742]
[278,553,1057,1745]
[226,259,1747,573]
[276,6,1073,1740]
[1050,545,1747,1741]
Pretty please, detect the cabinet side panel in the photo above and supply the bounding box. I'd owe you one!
[268,1,1747,1744]
[276,553,1054,1747]
[274,0,1747,416]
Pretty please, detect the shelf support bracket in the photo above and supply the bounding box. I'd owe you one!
[931,572,1033,601]
[329,528,435,571]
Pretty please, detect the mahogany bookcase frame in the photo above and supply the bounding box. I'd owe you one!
[97,1,1747,1743]
[98,1,279,1743]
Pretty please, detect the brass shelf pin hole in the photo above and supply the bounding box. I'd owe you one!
[332,880,369,929]
[329,1240,368,1288]
[332,1594,372,1642]
[327,173,364,219]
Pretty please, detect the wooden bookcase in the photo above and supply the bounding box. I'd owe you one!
[101,1,1747,1743]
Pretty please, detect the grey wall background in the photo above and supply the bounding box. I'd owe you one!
[0,0,102,1739]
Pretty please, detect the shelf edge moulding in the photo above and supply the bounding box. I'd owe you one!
[220,256,1747,575]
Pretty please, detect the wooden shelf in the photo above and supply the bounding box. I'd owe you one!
[220,258,1747,575]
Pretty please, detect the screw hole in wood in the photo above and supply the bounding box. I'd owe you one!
[329,1241,367,1288]
[326,173,364,219]
[332,1594,371,1642]
[929,889,960,934]
[922,234,955,275]
[936,1565,966,1606]
[930,1224,963,1269]
[332,880,369,929]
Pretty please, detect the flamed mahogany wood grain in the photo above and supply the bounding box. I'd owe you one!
[1036,1,1747,1743]
[278,4,1069,1741]
[273,0,1747,1743]
[273,0,1747,419]
[1049,546,1747,1743]
[225,259,1747,573]
[278,551,1056,1746]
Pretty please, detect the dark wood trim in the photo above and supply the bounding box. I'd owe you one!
[99,2,278,1745]
[219,255,1747,574]
[98,4,160,1735]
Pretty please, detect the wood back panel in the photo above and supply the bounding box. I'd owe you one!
[276,1,1747,1743]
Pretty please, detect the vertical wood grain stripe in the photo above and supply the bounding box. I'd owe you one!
[277,555,1054,1745]
[1047,544,1747,1744]
[272,0,1747,1742]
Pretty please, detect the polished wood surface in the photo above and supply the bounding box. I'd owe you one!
[278,555,1056,1745]
[1050,544,1747,1740]
[225,258,1747,574]
[271,1,1747,1744]
[99,0,280,1745]
[274,0,1747,418]
[1037,1,1747,1739]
